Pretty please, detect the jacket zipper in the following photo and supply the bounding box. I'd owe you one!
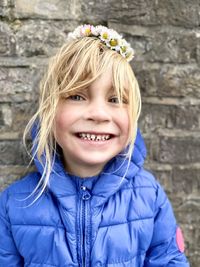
[79,185,91,267]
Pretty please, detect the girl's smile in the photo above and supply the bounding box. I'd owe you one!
[76,132,112,141]
[54,67,129,177]
[73,131,117,148]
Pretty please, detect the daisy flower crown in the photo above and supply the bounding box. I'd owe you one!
[67,24,135,62]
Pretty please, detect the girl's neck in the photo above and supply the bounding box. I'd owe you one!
[64,162,103,178]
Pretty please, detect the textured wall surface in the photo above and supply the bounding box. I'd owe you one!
[0,0,200,265]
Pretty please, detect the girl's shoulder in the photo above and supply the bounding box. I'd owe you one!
[132,167,159,189]
[0,172,41,220]
[128,167,168,205]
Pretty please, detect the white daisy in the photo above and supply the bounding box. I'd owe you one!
[80,24,92,36]
[125,47,135,62]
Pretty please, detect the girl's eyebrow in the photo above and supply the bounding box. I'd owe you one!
[88,85,114,93]
[107,86,116,92]
[70,87,88,94]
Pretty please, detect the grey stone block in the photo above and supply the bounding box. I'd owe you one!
[135,63,200,98]
[0,102,36,133]
[0,140,30,165]
[109,0,200,27]
[0,22,16,56]
[0,66,42,102]
[172,165,200,195]
[140,103,200,132]
[154,0,200,28]
[79,0,110,23]
[15,20,68,57]
[159,135,200,164]
[0,0,11,17]
[14,0,81,20]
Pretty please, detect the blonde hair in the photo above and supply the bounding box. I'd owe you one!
[23,37,141,200]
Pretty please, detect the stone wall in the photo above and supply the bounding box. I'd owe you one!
[0,0,200,265]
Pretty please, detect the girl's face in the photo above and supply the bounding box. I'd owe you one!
[54,67,129,177]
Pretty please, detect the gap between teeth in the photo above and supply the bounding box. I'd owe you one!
[78,133,110,141]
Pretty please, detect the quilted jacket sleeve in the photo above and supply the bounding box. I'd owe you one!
[0,189,23,266]
[144,182,190,267]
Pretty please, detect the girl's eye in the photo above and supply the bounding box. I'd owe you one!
[109,96,120,103]
[68,94,85,101]
[109,96,128,104]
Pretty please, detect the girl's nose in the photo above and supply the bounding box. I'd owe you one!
[83,101,112,122]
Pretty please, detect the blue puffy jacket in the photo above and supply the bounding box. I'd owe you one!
[0,129,189,267]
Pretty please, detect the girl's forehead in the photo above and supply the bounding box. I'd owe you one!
[85,76,129,94]
[67,64,129,94]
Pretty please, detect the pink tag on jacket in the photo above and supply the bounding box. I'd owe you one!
[176,227,185,253]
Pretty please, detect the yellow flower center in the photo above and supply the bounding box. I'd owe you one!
[121,46,127,53]
[110,39,118,47]
[102,32,109,39]
[85,28,91,36]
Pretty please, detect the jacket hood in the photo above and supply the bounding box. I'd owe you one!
[131,128,147,167]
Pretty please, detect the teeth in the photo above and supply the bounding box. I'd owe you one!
[96,135,101,141]
[91,134,95,141]
[78,133,111,141]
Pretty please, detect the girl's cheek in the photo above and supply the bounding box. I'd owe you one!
[54,108,68,130]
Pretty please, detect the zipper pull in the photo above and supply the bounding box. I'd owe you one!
[80,185,91,200]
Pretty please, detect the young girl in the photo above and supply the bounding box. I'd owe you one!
[0,25,189,266]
